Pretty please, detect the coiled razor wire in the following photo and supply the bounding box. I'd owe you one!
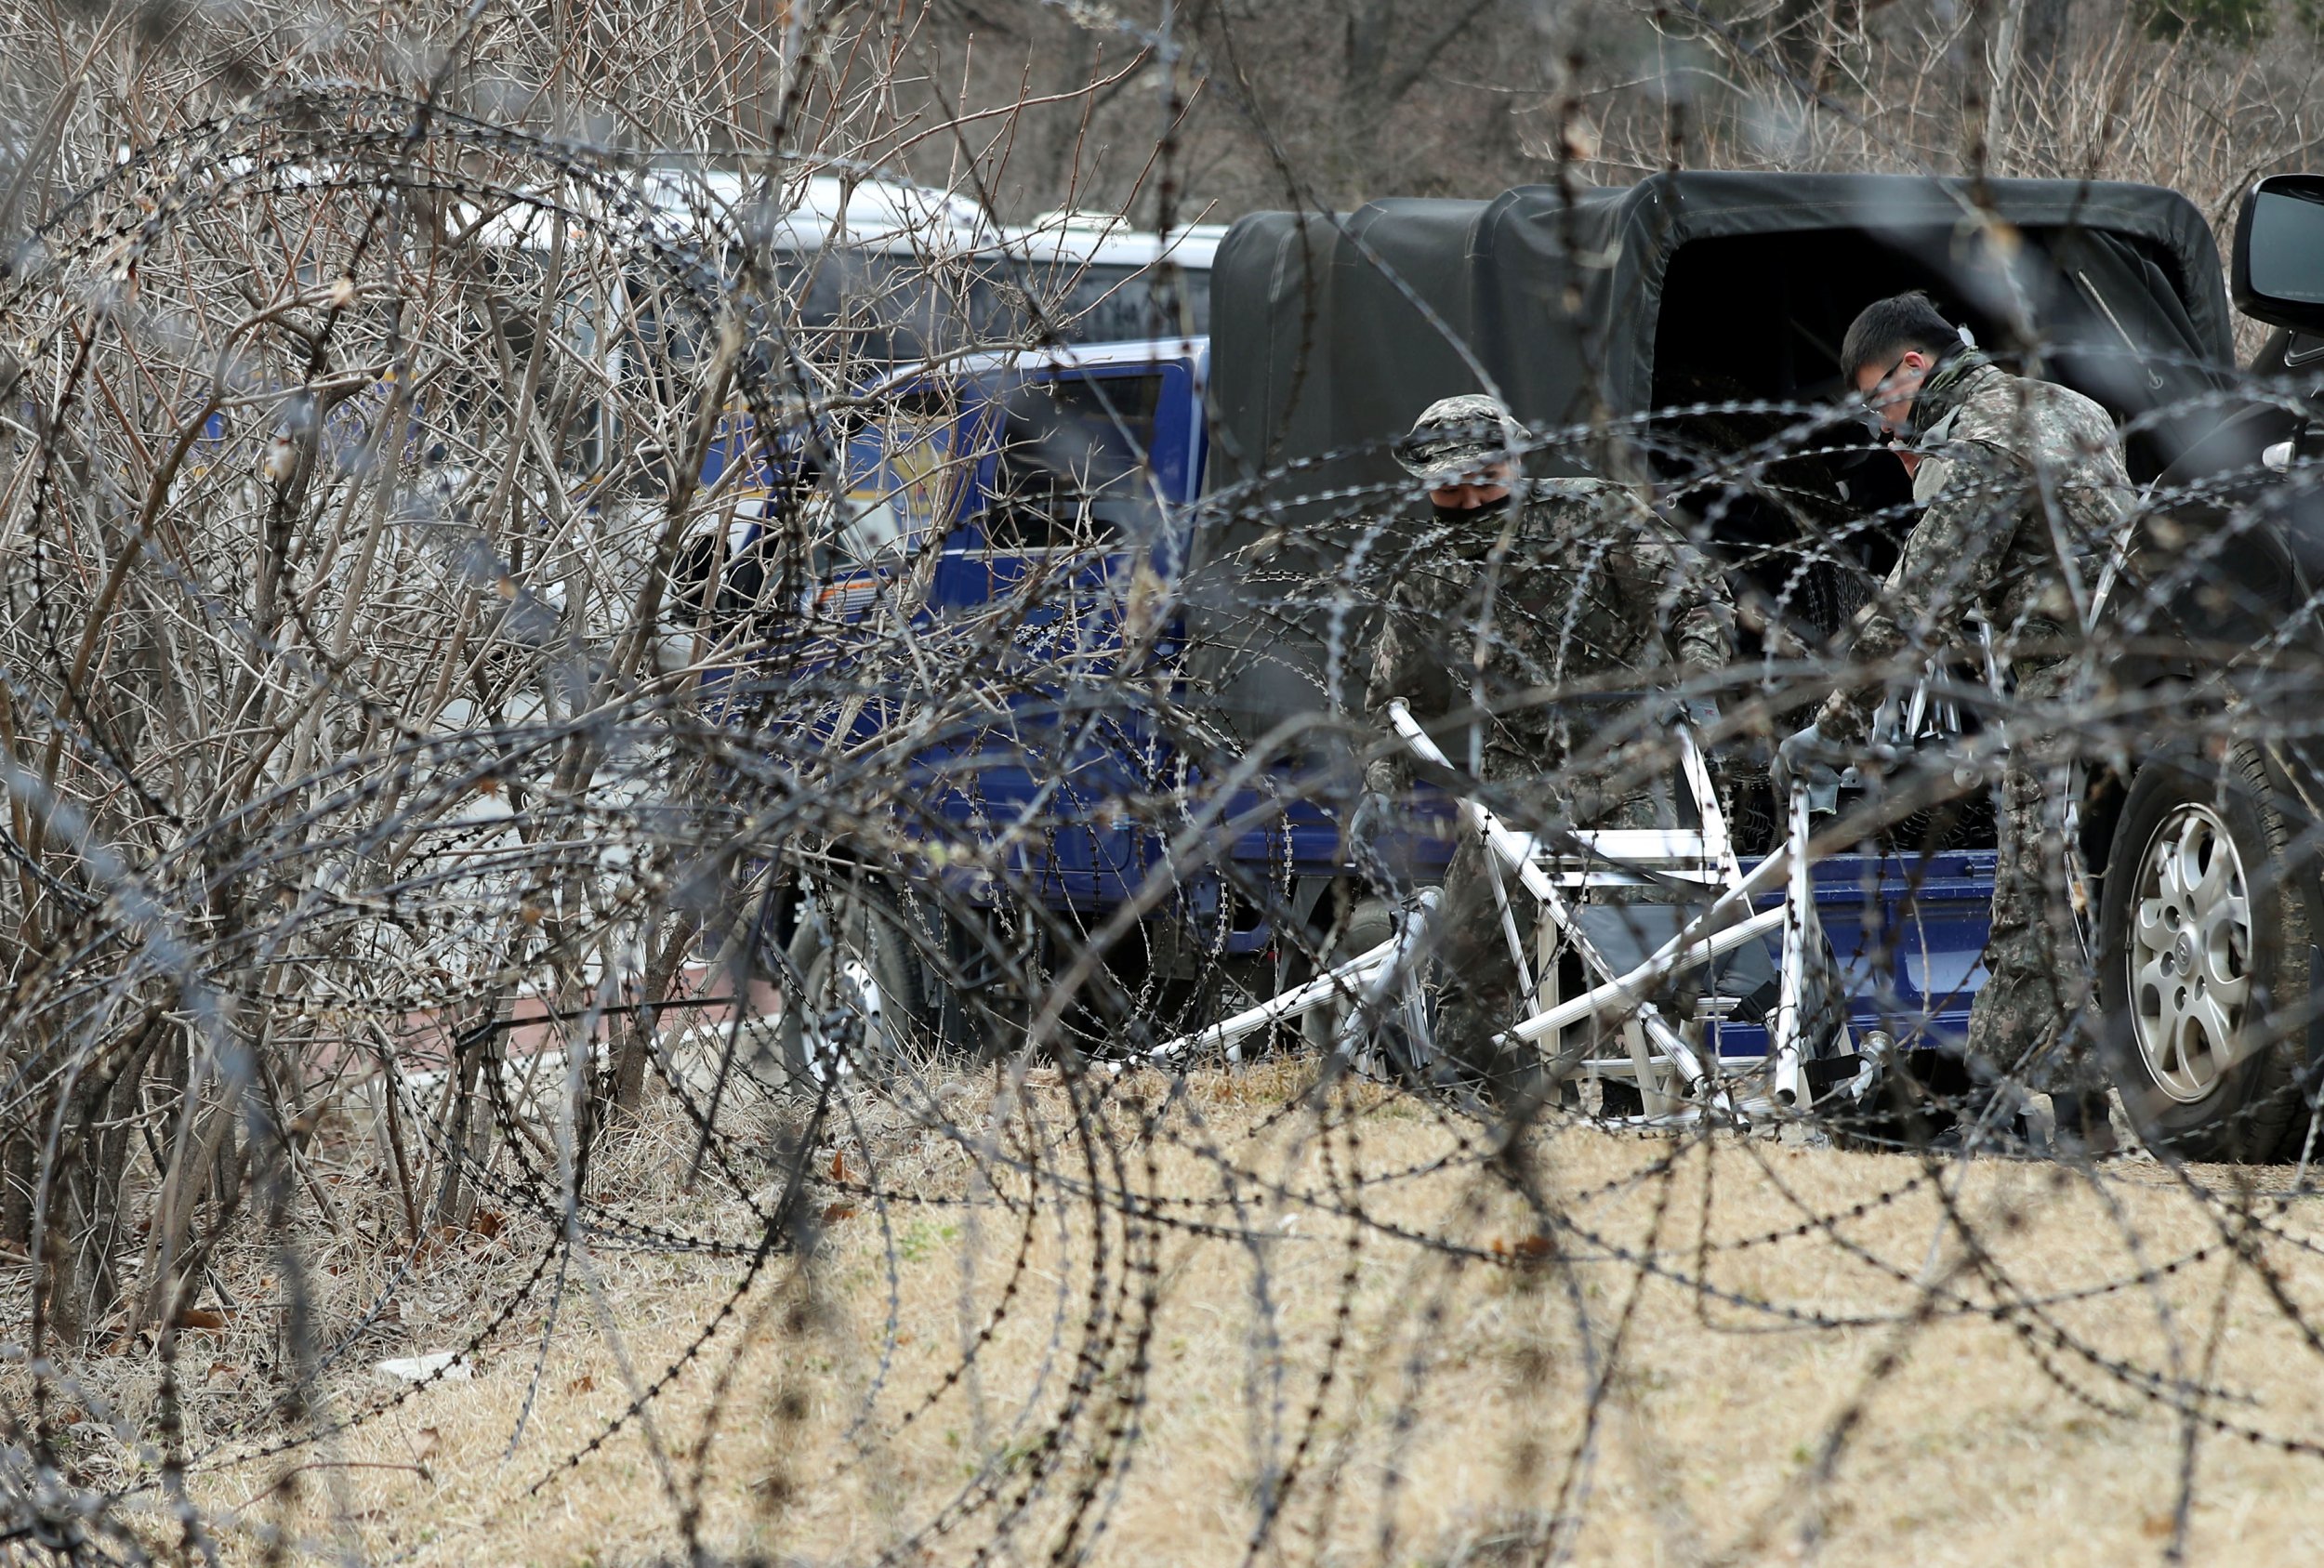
[7,54,2324,1568]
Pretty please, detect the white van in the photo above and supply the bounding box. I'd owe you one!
[607,166,1220,360]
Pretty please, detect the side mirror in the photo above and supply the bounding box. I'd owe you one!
[2232,174,2324,336]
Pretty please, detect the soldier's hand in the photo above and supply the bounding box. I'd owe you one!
[1772,722,1846,810]
[1776,721,1848,773]
[1672,696,1722,736]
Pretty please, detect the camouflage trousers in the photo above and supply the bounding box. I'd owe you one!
[1964,654,2105,1111]
[1432,788,1670,1105]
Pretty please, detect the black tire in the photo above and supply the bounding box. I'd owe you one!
[1593,1077,1645,1121]
[1828,1045,1974,1153]
[937,900,1039,1059]
[2097,744,2313,1162]
[774,876,955,1092]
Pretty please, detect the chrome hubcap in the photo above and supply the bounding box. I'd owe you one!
[2129,803,2252,1103]
[799,927,888,1086]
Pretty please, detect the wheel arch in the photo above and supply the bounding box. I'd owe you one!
[2087,515,2320,881]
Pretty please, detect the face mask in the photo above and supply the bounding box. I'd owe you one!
[1432,491,1512,524]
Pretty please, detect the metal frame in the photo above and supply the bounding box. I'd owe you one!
[1150,886,1439,1068]
[1153,703,1846,1123]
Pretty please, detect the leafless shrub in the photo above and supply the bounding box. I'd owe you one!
[5,2,2324,1564]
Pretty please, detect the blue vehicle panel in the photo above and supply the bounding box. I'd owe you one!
[791,348,1211,909]
[1714,851,1992,1061]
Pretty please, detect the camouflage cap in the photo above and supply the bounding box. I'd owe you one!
[1393,393,1527,481]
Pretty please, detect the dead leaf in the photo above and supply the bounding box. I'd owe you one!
[821,1203,857,1223]
[469,1209,505,1240]
[412,1427,441,1464]
[829,1150,850,1183]
[176,1308,229,1332]
[566,1373,595,1394]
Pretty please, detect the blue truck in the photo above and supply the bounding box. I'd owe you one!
[755,328,2000,1107]
[729,168,2308,1130]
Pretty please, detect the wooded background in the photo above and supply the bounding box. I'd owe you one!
[11,2,2321,237]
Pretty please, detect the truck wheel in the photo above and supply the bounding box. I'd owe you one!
[775,878,952,1092]
[2098,744,2313,1161]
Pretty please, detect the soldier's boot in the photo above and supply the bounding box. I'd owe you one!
[1434,994,1551,1120]
[2050,1089,2119,1159]
[1931,1084,2042,1157]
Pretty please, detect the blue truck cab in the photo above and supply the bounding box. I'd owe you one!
[875,341,1208,621]
[833,340,1218,917]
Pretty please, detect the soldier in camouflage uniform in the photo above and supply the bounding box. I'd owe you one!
[1363,394,1734,1102]
[1789,293,2135,1148]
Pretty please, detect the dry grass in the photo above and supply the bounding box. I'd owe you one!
[48,1063,2324,1565]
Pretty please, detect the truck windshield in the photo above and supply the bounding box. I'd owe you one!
[980,372,1165,549]
[980,261,1210,346]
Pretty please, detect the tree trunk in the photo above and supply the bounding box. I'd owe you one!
[1029,19,1097,215]
[2,1134,31,1250]
[612,921,693,1114]
[38,1010,165,1347]
[2022,0,2071,88]
[436,1043,486,1227]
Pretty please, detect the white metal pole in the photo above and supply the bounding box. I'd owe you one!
[1388,702,1736,1110]
[1772,778,1811,1107]
[1147,888,1441,1061]
[1498,903,1789,1045]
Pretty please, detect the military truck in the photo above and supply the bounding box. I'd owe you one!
[746,171,2324,1150]
[1196,171,2318,1143]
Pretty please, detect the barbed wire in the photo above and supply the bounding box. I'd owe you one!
[7,12,2324,1567]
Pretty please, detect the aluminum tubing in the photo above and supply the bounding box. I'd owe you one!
[1386,704,1563,905]
[1387,700,1796,975]
[1147,888,1442,1061]
[1498,903,1791,1047]
[1772,781,1813,1107]
[1148,943,1393,1061]
[1638,1011,1711,1098]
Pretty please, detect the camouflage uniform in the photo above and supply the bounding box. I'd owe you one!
[1366,475,1733,1095]
[1818,352,2134,1104]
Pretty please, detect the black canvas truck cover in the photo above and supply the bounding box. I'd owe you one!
[1191,171,2238,751]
